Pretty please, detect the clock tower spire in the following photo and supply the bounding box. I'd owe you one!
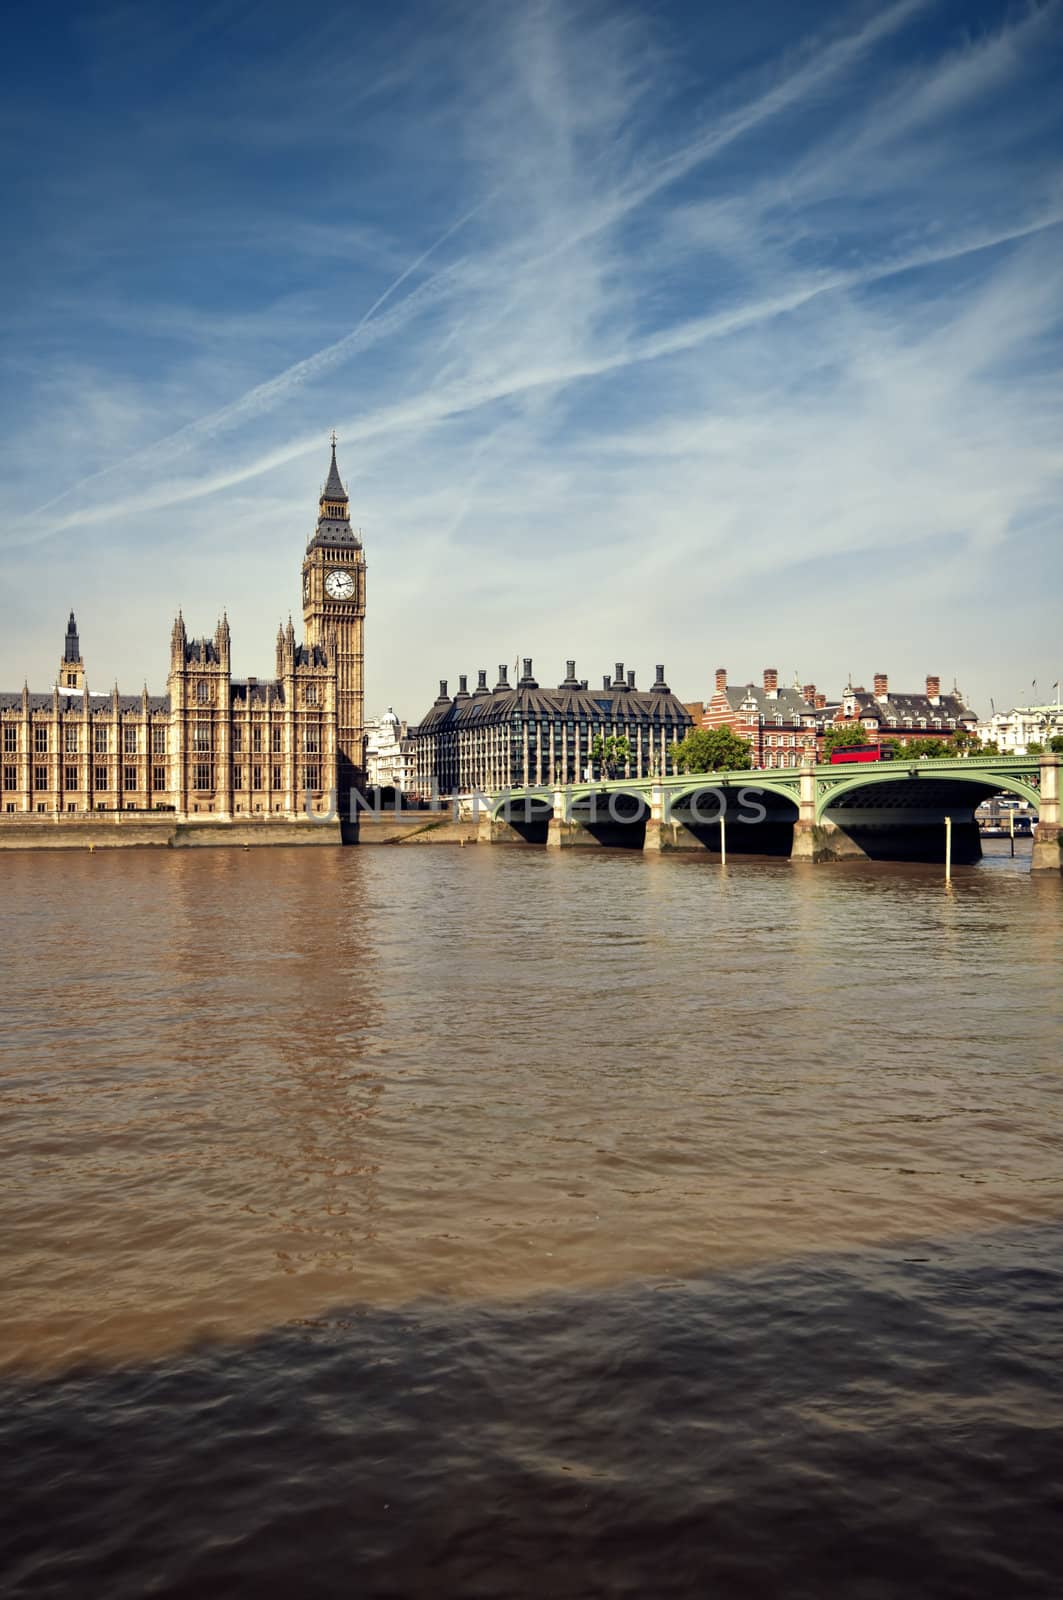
[302,435,366,815]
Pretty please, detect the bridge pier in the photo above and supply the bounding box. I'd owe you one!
[791,818,868,862]
[790,758,865,861]
[545,790,614,848]
[1032,753,1061,873]
[643,786,665,853]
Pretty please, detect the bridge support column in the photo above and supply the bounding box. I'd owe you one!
[790,758,867,862]
[643,785,665,852]
[545,789,567,849]
[478,813,528,844]
[1032,753,1062,874]
[791,818,868,862]
[792,759,827,861]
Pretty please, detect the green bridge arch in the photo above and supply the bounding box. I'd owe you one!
[668,777,801,813]
[815,762,1041,822]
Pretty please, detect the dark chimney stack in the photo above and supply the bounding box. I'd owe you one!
[627,669,636,689]
[763,667,778,695]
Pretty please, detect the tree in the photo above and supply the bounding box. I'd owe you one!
[590,733,631,778]
[1027,741,1045,756]
[894,736,952,760]
[1050,735,1063,754]
[823,722,871,756]
[667,726,753,773]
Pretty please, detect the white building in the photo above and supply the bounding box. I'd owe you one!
[365,708,412,791]
[976,700,1063,755]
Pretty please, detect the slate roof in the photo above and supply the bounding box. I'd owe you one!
[413,663,693,736]
[0,692,170,712]
[231,680,285,706]
[725,684,820,721]
[293,644,329,668]
[184,638,223,664]
[847,691,977,726]
[308,515,361,551]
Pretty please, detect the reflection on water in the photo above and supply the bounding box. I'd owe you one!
[1,842,1060,1369]
[1,843,1061,1597]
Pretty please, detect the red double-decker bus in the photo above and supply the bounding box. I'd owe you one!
[828,744,896,764]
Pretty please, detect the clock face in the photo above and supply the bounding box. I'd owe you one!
[325,569,355,600]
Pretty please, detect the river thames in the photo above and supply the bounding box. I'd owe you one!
[1,842,1061,1597]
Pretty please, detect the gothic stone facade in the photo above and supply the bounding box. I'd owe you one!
[0,444,366,821]
[409,659,694,796]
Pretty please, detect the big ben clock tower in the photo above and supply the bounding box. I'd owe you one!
[302,434,366,812]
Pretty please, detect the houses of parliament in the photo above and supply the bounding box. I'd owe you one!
[0,441,365,821]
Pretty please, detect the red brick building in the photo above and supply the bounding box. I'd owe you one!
[701,668,832,767]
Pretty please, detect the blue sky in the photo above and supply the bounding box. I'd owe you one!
[1,0,1061,717]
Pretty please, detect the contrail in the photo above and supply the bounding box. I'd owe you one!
[22,191,497,524]
[19,0,931,533]
[11,205,1059,548]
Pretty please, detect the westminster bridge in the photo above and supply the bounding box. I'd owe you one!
[479,752,1062,873]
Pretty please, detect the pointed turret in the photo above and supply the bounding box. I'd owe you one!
[323,434,347,504]
[308,433,360,550]
[170,610,187,670]
[59,609,85,691]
